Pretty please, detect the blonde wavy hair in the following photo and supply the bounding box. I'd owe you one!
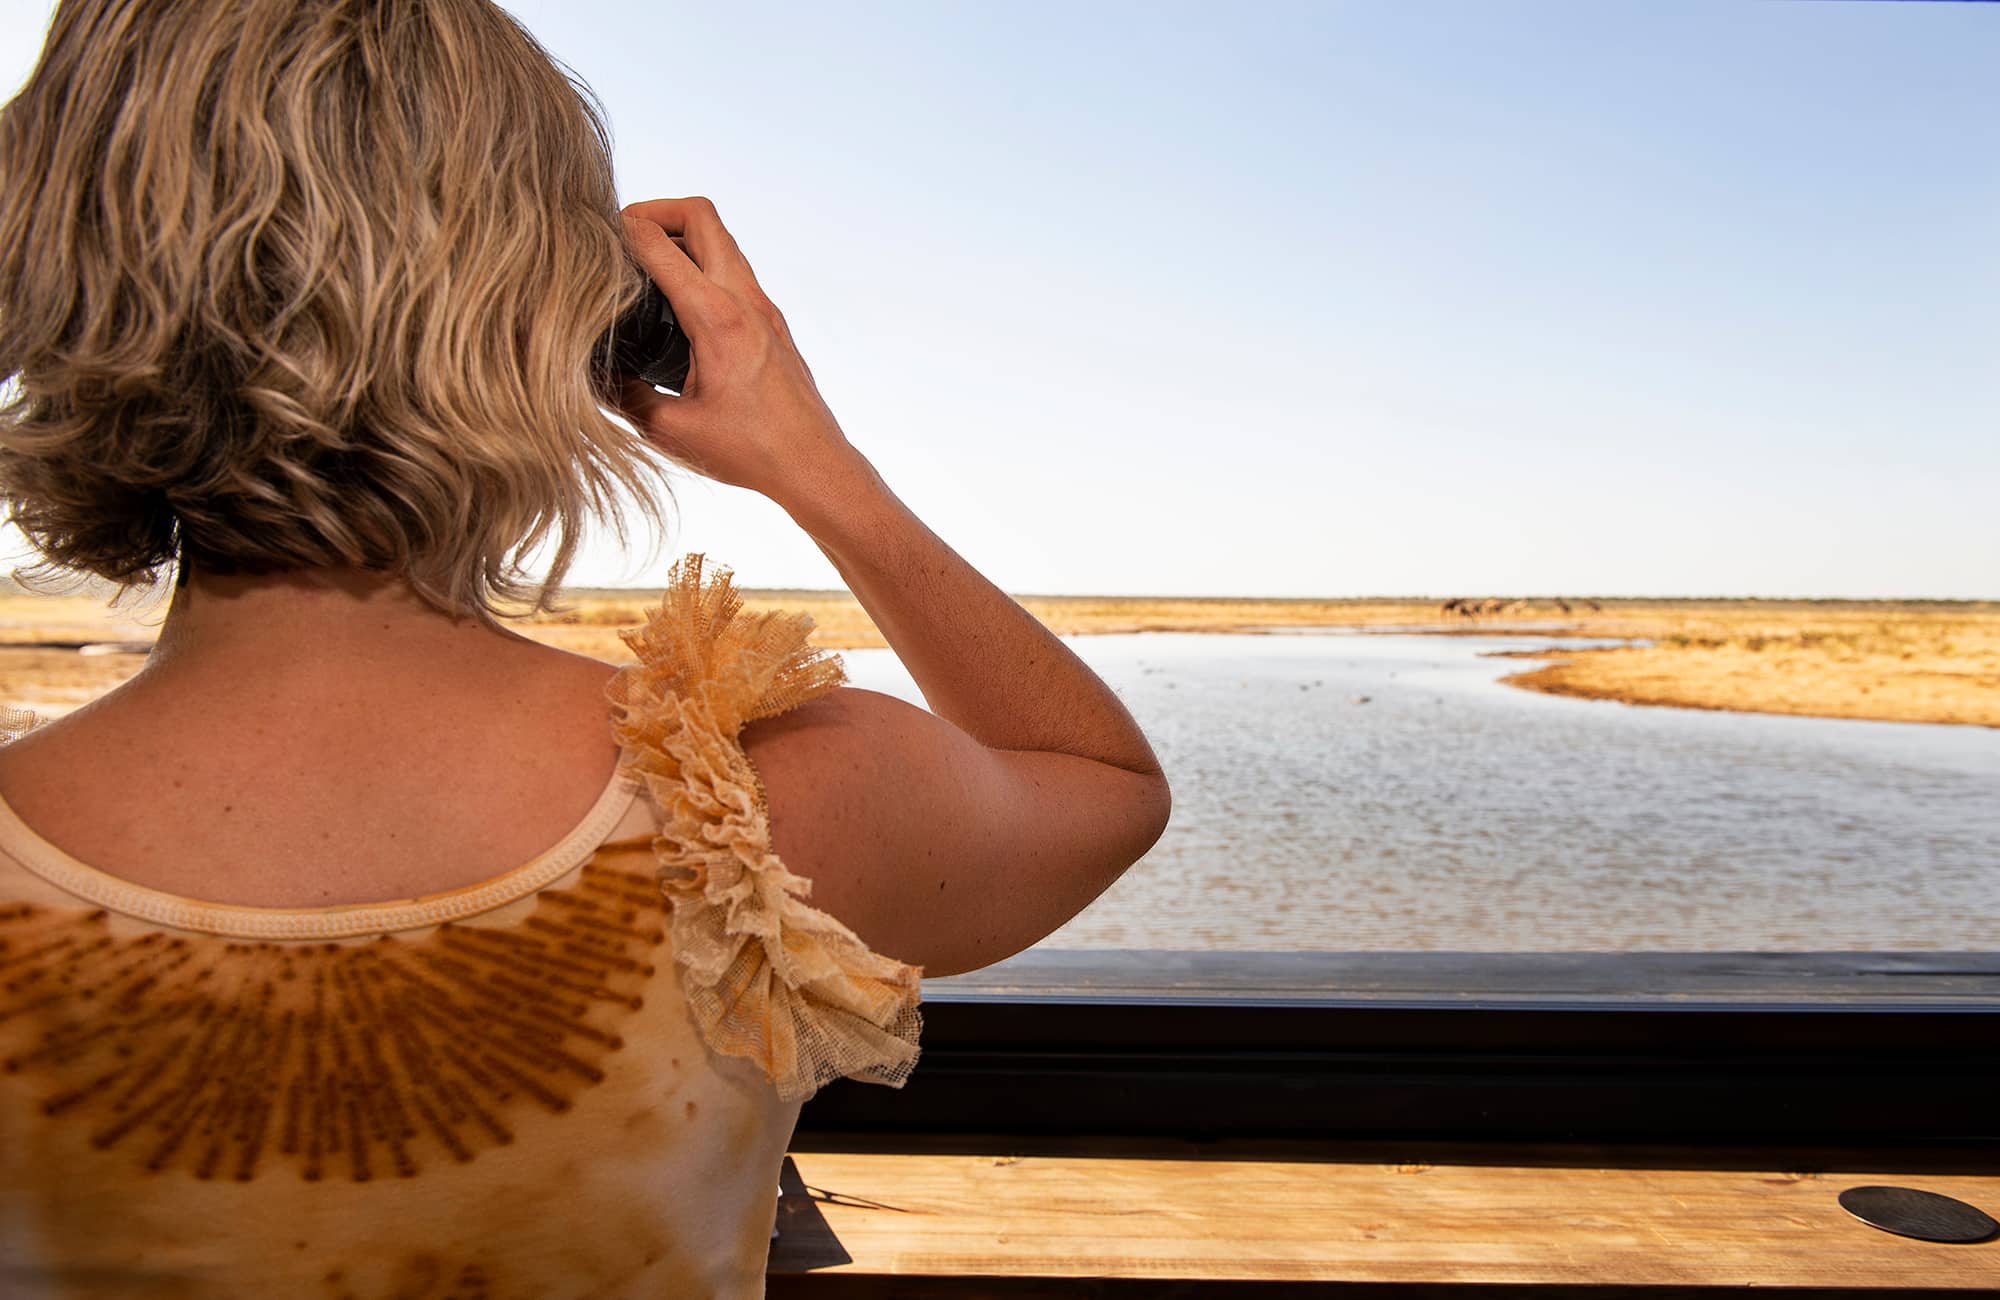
[0,0,666,620]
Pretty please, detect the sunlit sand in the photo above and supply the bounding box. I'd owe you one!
[1485,603,2000,729]
[0,586,1993,729]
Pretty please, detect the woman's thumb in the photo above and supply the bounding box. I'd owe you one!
[617,378,710,473]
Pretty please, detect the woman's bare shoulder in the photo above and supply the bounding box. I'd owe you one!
[0,638,633,906]
[740,686,1170,978]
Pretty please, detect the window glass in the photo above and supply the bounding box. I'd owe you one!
[3,0,1992,957]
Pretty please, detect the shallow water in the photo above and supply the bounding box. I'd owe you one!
[836,631,2000,952]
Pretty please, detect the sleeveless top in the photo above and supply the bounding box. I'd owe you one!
[0,553,924,1300]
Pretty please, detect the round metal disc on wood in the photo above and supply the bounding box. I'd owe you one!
[1838,1185,1998,1243]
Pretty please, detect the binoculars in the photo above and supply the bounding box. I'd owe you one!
[594,277,692,393]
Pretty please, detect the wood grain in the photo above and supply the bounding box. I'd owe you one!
[769,1137,2000,1288]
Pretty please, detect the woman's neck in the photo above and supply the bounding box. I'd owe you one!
[147,566,530,678]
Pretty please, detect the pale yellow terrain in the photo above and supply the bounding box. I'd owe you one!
[1486,602,2000,729]
[525,590,1447,659]
[0,586,1994,729]
[0,586,1443,718]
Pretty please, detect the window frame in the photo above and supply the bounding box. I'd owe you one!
[795,949,2000,1144]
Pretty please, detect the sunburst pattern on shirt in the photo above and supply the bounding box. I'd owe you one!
[0,841,663,1182]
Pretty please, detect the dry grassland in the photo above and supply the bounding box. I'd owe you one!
[1486,601,2000,729]
[0,587,1993,729]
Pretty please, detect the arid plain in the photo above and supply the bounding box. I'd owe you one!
[0,583,1994,729]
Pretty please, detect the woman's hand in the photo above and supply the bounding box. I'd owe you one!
[616,204,1170,984]
[613,197,861,509]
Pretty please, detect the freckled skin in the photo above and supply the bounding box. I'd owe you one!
[0,568,908,1296]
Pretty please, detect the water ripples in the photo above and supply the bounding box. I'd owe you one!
[839,631,2000,952]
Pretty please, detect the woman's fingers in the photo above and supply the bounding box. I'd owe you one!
[622,201,778,328]
[620,214,704,301]
[610,195,844,501]
[622,195,780,315]
[622,212,748,365]
[622,196,719,255]
[624,196,744,269]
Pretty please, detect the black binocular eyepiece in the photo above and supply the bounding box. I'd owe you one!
[594,278,691,393]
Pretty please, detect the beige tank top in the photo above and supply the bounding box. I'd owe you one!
[0,553,924,1299]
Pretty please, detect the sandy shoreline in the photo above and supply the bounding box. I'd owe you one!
[1,588,1993,729]
[1488,637,2000,729]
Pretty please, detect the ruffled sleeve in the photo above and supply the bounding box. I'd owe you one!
[0,706,40,745]
[605,552,923,1103]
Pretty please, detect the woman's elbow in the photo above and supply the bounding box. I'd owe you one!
[1128,768,1173,859]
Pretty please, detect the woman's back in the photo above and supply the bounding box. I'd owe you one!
[0,577,627,910]
[0,0,1169,1291]
[0,564,920,1298]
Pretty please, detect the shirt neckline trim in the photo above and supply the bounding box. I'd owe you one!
[0,764,645,939]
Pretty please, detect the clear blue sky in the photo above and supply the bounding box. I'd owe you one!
[3,1,1995,597]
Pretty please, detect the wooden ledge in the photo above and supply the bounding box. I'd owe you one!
[767,1135,2000,1294]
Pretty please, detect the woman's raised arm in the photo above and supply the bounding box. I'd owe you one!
[615,197,1171,976]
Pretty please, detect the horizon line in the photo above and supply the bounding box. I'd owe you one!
[560,585,2000,606]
